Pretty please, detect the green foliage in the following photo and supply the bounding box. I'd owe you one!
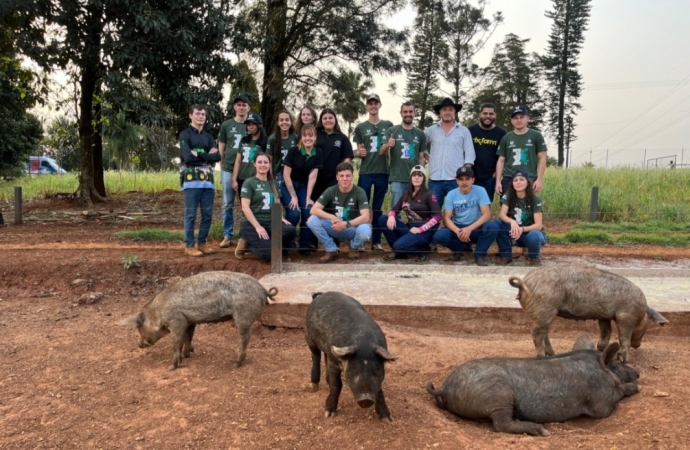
[228,60,262,119]
[329,71,374,136]
[546,155,559,167]
[41,116,80,171]
[121,253,141,269]
[117,229,183,242]
[549,230,690,247]
[103,111,144,170]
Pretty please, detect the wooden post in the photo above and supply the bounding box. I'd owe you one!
[14,187,22,225]
[270,202,282,274]
[589,186,599,222]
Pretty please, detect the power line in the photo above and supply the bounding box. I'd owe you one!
[585,79,685,91]
[612,92,690,148]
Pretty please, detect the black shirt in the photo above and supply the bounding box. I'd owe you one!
[468,124,506,181]
[179,126,220,166]
[283,146,324,184]
[315,130,354,181]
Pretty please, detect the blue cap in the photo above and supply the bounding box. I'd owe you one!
[513,170,531,179]
[246,113,263,125]
[510,105,529,117]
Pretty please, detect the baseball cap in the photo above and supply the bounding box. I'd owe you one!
[245,113,263,125]
[233,94,250,104]
[510,105,529,117]
[513,170,531,180]
[365,93,381,103]
[456,166,474,178]
[410,165,425,176]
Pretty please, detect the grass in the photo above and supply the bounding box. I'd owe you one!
[548,220,690,246]
[115,223,226,242]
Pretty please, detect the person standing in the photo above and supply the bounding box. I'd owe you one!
[495,105,547,196]
[313,108,354,200]
[422,97,475,208]
[353,93,394,251]
[380,101,427,207]
[295,105,318,136]
[232,113,268,193]
[217,94,249,248]
[179,105,221,257]
[267,110,298,225]
[468,103,506,202]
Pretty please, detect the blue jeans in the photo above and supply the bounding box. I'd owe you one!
[484,219,547,260]
[389,181,409,208]
[357,173,389,245]
[277,174,301,226]
[183,188,215,248]
[284,180,313,251]
[221,170,236,239]
[428,180,459,209]
[307,217,372,252]
[377,216,437,256]
[432,223,492,257]
[474,178,496,203]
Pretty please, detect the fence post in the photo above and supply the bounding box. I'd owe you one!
[589,186,599,222]
[14,187,22,225]
[270,202,282,274]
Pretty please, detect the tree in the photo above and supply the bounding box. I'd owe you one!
[466,34,544,130]
[103,111,143,170]
[237,0,406,131]
[11,0,236,204]
[329,71,374,137]
[42,116,80,171]
[227,60,262,118]
[541,0,592,167]
[405,0,448,129]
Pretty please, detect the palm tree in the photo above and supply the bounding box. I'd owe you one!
[330,71,374,137]
[103,111,143,170]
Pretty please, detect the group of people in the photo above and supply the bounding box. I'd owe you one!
[178,94,548,265]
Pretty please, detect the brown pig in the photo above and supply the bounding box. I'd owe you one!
[120,271,277,370]
[509,265,668,363]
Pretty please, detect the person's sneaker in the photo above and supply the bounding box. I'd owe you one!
[475,256,488,266]
[196,243,216,255]
[372,243,384,251]
[235,238,247,260]
[445,252,463,261]
[496,257,513,266]
[185,247,204,257]
[319,250,339,264]
[528,258,541,267]
[429,243,437,252]
[219,237,234,248]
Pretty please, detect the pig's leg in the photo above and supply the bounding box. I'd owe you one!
[234,323,253,368]
[183,324,196,358]
[531,322,552,357]
[597,320,612,352]
[374,388,393,423]
[543,334,555,356]
[491,408,550,436]
[309,344,321,391]
[615,321,634,363]
[324,363,343,418]
[168,322,187,370]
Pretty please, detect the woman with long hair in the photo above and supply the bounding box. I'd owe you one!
[484,169,547,266]
[283,124,324,256]
[232,113,268,193]
[267,110,299,224]
[376,165,441,262]
[236,152,296,261]
[313,108,354,201]
[295,105,317,136]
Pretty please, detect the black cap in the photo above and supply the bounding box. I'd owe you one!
[245,113,263,125]
[456,166,474,178]
[233,94,250,104]
[513,170,531,180]
[510,105,529,117]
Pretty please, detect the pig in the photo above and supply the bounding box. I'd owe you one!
[509,265,668,363]
[426,342,639,437]
[571,334,640,383]
[305,292,397,422]
[120,271,277,370]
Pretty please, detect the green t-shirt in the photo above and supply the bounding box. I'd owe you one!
[384,125,426,182]
[500,193,543,229]
[237,138,263,180]
[496,129,547,179]
[353,119,394,175]
[240,177,279,223]
[266,132,298,175]
[218,119,247,172]
[317,185,370,221]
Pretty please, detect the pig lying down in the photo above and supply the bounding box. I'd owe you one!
[120,271,277,370]
[306,292,397,422]
[509,265,668,363]
[426,342,639,436]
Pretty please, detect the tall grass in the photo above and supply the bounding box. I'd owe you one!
[2,167,689,223]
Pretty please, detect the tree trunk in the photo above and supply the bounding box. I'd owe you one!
[556,1,572,167]
[93,81,106,196]
[261,0,288,132]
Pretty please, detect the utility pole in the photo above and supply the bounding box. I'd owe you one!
[643,148,647,168]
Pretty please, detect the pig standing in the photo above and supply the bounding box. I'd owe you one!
[305,292,397,421]
[509,265,668,362]
[120,271,277,370]
[426,343,639,436]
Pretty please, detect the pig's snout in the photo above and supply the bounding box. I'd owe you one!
[138,340,152,349]
[357,395,375,408]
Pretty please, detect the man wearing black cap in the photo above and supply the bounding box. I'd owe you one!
[431,166,493,265]
[469,103,506,202]
[495,105,547,196]
[353,93,394,251]
[422,97,475,208]
[217,94,250,248]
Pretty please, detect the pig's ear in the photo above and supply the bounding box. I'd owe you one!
[311,292,324,300]
[119,313,143,327]
[647,308,668,326]
[572,334,595,351]
[600,343,621,369]
[331,345,356,359]
[375,346,398,362]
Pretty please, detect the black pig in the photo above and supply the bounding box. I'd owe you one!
[306,292,397,421]
[426,343,639,436]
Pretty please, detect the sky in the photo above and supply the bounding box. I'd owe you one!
[372,0,690,168]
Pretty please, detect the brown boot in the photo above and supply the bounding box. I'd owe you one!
[235,238,247,260]
[219,237,234,248]
[196,243,216,255]
[496,257,513,266]
[528,258,541,267]
[185,247,204,257]
[319,250,340,264]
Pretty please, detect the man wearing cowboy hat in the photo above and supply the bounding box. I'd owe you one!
[422,97,475,208]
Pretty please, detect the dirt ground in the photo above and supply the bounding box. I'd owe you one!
[1,192,689,449]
